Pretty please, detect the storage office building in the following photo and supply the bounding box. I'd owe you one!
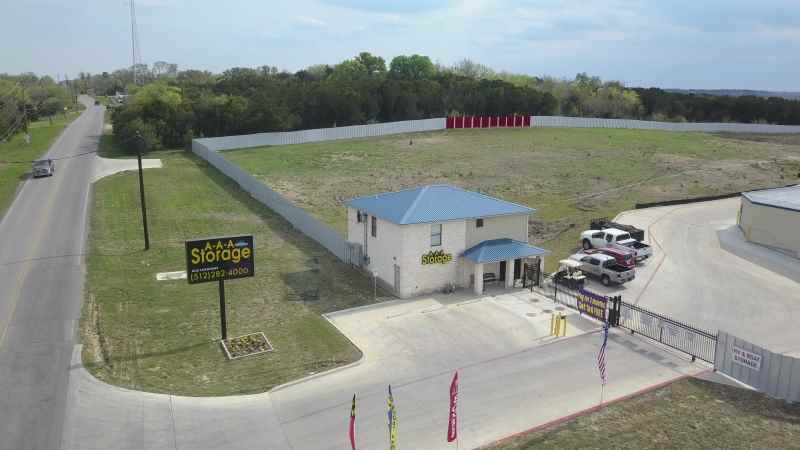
[346,185,549,298]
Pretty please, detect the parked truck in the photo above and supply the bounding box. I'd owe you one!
[569,252,635,286]
[584,246,635,269]
[580,228,653,261]
[590,218,645,242]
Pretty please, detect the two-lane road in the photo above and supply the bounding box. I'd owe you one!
[0,97,101,450]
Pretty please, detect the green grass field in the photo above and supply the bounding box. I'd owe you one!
[0,113,80,217]
[488,377,800,449]
[225,128,800,270]
[81,151,379,396]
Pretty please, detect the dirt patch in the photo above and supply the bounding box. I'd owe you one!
[80,294,108,366]
[529,217,577,244]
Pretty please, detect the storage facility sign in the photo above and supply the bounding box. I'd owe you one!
[576,288,607,321]
[732,346,762,371]
[421,250,453,265]
[185,235,254,284]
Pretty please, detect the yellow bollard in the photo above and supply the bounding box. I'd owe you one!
[559,314,567,337]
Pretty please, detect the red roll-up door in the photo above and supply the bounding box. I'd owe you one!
[524,115,531,127]
[465,116,473,129]
[446,117,454,129]
[455,116,463,128]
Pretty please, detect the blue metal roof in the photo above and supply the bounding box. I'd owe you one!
[742,185,800,212]
[462,239,549,264]
[345,185,534,225]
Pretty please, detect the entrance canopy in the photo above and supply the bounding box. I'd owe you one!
[462,239,549,264]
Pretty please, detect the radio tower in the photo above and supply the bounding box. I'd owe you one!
[129,0,142,86]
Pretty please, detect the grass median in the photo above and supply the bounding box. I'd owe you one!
[225,128,800,271]
[0,113,80,217]
[81,151,378,396]
[488,377,800,449]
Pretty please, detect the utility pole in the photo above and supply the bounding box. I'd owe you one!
[135,131,150,250]
[129,0,139,86]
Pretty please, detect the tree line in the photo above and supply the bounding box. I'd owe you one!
[0,74,76,141]
[67,53,800,152]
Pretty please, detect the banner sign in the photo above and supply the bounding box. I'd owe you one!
[421,249,453,265]
[447,372,459,442]
[577,288,607,321]
[185,235,254,284]
[732,346,762,371]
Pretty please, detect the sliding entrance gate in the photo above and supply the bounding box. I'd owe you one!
[540,278,717,363]
[618,301,717,363]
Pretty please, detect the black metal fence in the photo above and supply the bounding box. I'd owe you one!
[619,301,717,363]
[533,276,718,363]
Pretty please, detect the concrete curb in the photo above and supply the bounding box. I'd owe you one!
[475,367,713,450]
[268,313,367,393]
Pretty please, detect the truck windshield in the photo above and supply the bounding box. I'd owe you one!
[33,161,49,167]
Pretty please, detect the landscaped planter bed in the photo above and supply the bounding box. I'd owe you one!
[221,332,274,360]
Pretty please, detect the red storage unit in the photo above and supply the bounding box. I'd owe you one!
[464,116,473,129]
[446,117,455,129]
[481,116,489,128]
[454,116,463,129]
[490,116,498,127]
[515,115,523,127]
[524,116,531,127]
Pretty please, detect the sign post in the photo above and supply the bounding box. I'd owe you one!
[218,279,227,340]
[186,235,254,341]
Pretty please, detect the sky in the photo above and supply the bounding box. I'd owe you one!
[2,0,799,90]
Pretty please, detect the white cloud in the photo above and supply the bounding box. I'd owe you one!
[296,15,328,28]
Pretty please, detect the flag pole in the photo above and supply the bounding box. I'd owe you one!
[600,383,605,405]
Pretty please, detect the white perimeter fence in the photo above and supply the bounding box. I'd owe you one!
[531,116,800,133]
[192,141,361,265]
[715,331,800,403]
[194,116,800,153]
[191,115,800,265]
[194,118,446,152]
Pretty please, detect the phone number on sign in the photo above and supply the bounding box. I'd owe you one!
[189,267,250,282]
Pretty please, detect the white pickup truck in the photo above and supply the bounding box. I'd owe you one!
[569,252,635,286]
[580,228,653,261]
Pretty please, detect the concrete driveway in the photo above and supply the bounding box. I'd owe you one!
[64,288,704,450]
[594,198,800,353]
[325,289,598,375]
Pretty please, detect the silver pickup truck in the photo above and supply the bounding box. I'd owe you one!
[570,252,635,286]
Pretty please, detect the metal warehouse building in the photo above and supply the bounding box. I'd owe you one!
[738,185,800,258]
[345,185,549,298]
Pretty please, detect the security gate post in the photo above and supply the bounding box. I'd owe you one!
[219,280,227,341]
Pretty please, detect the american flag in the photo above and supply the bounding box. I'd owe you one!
[598,321,609,385]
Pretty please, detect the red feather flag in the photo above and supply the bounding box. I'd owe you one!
[349,394,356,450]
[447,371,459,443]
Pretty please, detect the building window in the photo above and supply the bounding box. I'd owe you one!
[371,216,377,238]
[476,218,484,228]
[356,210,363,223]
[431,223,442,247]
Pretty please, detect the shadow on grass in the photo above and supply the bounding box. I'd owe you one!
[186,153,383,313]
[76,341,213,371]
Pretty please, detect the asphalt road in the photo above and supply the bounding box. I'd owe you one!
[0,97,100,450]
[606,199,800,352]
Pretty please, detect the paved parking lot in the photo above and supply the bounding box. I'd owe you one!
[587,198,800,353]
[325,289,599,374]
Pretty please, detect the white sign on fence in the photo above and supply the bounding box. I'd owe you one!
[732,346,762,371]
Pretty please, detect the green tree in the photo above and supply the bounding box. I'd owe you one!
[389,55,436,80]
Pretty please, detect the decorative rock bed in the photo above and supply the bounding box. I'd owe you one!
[221,332,274,360]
